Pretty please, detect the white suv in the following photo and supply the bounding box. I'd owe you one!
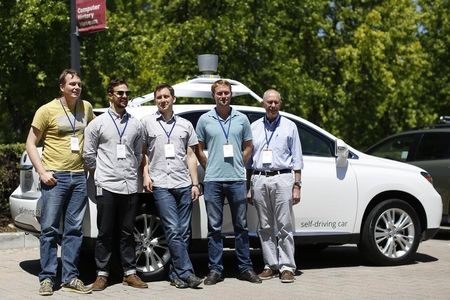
[9,76,442,279]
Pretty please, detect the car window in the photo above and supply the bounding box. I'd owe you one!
[181,110,334,158]
[179,111,204,129]
[240,111,334,157]
[367,134,420,162]
[415,132,450,161]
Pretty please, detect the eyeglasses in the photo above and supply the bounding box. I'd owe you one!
[113,90,131,97]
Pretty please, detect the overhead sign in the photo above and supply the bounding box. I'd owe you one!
[76,0,106,33]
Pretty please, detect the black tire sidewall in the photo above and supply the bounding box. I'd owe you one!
[361,199,421,266]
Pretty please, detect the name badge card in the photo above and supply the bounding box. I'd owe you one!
[96,186,103,196]
[223,144,234,158]
[165,143,175,158]
[70,136,80,151]
[262,149,273,164]
[117,144,126,159]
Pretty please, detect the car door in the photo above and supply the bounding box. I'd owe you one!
[245,111,358,235]
[291,120,358,234]
[411,132,450,218]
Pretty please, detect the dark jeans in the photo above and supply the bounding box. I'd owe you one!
[153,186,194,281]
[203,181,253,275]
[95,189,138,276]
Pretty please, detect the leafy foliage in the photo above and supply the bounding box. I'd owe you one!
[0,143,25,213]
[0,0,448,149]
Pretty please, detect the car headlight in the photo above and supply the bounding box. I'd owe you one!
[421,171,433,184]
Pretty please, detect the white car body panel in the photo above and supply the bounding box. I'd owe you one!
[9,75,442,264]
[297,156,358,233]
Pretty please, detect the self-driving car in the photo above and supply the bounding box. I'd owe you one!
[10,56,442,280]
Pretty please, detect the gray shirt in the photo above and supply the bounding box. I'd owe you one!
[141,112,198,189]
[83,108,143,194]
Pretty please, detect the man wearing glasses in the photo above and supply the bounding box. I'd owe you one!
[84,78,147,291]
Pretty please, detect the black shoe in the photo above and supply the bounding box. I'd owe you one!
[203,271,223,285]
[237,270,262,284]
[186,274,203,288]
[170,278,188,289]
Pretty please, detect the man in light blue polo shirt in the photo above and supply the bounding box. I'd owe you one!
[196,79,261,285]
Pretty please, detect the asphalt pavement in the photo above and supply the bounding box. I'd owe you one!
[1,229,450,299]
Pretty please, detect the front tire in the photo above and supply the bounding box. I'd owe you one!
[359,199,421,266]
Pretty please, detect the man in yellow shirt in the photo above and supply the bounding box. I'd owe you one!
[26,69,94,296]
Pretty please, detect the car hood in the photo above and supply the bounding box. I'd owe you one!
[352,148,428,173]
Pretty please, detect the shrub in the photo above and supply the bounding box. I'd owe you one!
[0,143,25,216]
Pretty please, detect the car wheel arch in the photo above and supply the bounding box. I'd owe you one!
[360,191,427,237]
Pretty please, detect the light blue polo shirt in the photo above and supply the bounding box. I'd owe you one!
[196,108,252,182]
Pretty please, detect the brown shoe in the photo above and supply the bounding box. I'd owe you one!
[92,276,108,291]
[258,268,279,280]
[123,274,148,288]
[280,270,295,283]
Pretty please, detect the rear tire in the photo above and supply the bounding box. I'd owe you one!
[359,199,421,266]
[134,212,170,281]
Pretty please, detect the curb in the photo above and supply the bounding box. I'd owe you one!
[0,231,39,250]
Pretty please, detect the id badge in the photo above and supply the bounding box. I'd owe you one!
[117,144,126,159]
[165,143,175,158]
[70,136,80,151]
[262,149,273,164]
[223,144,234,158]
[96,186,103,196]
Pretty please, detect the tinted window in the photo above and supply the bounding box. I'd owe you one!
[181,110,334,158]
[367,134,420,162]
[179,111,204,129]
[241,111,334,157]
[415,132,450,161]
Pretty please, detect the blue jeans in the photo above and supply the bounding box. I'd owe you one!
[153,186,194,281]
[203,181,253,275]
[39,172,87,284]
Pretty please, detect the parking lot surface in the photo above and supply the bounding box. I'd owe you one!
[1,230,450,299]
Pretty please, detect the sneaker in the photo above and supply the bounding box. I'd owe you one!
[170,278,188,289]
[186,274,203,288]
[280,270,295,283]
[258,268,279,280]
[237,270,262,284]
[92,275,108,291]
[61,278,92,294]
[39,279,53,296]
[123,274,148,288]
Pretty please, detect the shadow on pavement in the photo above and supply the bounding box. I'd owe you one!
[434,227,450,240]
[18,242,439,284]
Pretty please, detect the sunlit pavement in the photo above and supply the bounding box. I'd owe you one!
[1,229,450,299]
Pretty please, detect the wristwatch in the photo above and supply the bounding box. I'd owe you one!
[293,180,302,188]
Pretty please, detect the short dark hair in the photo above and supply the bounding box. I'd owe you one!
[107,78,128,94]
[154,83,175,98]
[211,79,232,95]
[59,69,80,85]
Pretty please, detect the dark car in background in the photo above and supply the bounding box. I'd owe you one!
[366,116,450,223]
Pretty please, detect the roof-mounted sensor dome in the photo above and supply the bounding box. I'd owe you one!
[197,54,218,76]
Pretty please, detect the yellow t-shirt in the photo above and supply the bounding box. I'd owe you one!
[31,98,94,171]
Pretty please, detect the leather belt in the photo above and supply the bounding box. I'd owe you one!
[253,169,292,176]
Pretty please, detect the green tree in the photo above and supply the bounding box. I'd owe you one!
[419,0,450,116]
[0,0,70,143]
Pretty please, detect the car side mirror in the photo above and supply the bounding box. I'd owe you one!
[335,139,349,168]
